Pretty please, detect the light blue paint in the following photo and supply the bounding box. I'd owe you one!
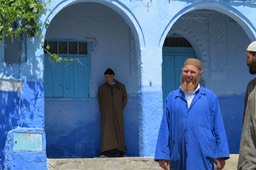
[138,87,163,156]
[13,133,42,151]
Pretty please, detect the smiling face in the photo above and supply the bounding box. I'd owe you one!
[181,64,202,92]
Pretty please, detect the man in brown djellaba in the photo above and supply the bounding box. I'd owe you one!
[98,68,128,157]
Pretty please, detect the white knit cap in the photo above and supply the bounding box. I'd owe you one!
[247,41,256,52]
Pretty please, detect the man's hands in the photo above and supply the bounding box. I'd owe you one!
[215,158,226,170]
[159,160,170,170]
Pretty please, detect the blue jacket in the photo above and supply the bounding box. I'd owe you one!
[155,87,230,170]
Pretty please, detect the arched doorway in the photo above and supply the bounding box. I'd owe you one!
[44,2,141,158]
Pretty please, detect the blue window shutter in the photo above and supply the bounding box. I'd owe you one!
[63,56,74,98]
[44,40,90,99]
[73,57,88,98]
[52,61,63,97]
[44,55,53,97]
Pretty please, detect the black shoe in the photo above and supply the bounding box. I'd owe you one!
[119,151,126,157]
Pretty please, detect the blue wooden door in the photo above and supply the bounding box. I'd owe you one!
[162,47,196,101]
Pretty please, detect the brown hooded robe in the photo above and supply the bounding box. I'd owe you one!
[238,86,256,169]
[98,80,127,153]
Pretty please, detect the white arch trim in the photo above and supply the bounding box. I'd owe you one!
[41,0,145,49]
[159,2,256,48]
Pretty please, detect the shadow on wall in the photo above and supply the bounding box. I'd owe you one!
[0,91,19,168]
[0,79,45,169]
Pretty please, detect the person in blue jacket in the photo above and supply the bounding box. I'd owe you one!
[155,58,230,170]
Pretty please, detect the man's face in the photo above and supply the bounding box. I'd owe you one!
[246,51,256,75]
[105,74,114,84]
[181,64,202,84]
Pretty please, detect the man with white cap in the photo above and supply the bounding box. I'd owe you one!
[155,58,230,170]
[238,41,256,170]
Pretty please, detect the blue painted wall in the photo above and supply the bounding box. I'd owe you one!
[44,89,244,158]
[218,94,244,154]
[0,91,19,168]
[4,128,47,170]
[45,96,140,158]
[0,80,46,169]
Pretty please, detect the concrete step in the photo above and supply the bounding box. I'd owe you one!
[48,154,238,170]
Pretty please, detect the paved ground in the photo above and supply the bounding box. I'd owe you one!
[224,154,238,170]
[48,154,238,170]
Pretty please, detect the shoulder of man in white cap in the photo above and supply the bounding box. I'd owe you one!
[247,41,256,52]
